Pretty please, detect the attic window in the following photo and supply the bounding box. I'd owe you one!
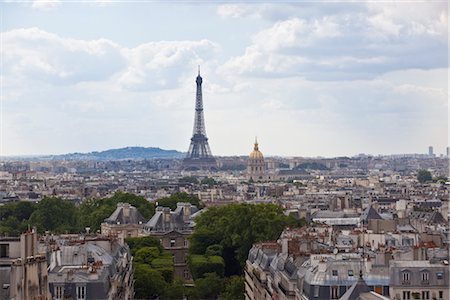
[332,270,338,276]
[348,270,353,277]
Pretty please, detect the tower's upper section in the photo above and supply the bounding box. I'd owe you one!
[249,137,264,159]
[196,66,203,85]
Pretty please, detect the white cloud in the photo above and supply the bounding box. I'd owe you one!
[3,27,125,84]
[217,4,260,19]
[2,27,219,93]
[118,40,219,91]
[219,3,448,80]
[31,0,60,11]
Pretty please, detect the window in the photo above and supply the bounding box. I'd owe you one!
[332,270,338,276]
[421,271,429,284]
[348,270,354,277]
[437,272,444,280]
[402,291,410,300]
[422,291,429,300]
[170,239,176,247]
[438,291,443,300]
[183,269,190,279]
[76,285,86,300]
[0,244,9,258]
[184,238,188,247]
[375,286,382,295]
[331,286,339,299]
[313,286,319,298]
[402,271,411,284]
[55,286,64,299]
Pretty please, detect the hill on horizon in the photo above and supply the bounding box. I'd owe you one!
[2,147,185,161]
[57,146,185,160]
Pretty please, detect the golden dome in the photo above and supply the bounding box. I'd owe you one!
[249,138,264,159]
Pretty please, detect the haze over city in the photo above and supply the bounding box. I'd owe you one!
[2,1,448,157]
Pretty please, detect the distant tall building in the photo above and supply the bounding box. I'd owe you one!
[446,146,449,158]
[428,146,434,156]
[182,68,217,170]
[247,138,266,181]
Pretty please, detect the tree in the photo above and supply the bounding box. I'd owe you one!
[156,192,203,210]
[29,197,78,233]
[179,176,199,184]
[125,237,174,297]
[125,236,162,256]
[195,273,223,300]
[134,264,167,299]
[190,203,301,276]
[221,276,244,300]
[162,279,185,300]
[201,177,217,186]
[188,254,225,279]
[78,192,155,232]
[134,247,160,265]
[417,170,432,183]
[0,201,37,235]
[205,244,223,256]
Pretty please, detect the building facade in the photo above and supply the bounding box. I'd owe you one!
[247,139,266,181]
[389,260,449,300]
[144,202,199,281]
[0,229,50,300]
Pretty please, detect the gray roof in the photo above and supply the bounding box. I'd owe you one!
[104,202,146,225]
[144,202,199,232]
[409,211,446,224]
[360,206,382,222]
[312,210,359,219]
[340,276,371,300]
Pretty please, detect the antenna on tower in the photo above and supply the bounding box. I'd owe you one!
[198,65,200,76]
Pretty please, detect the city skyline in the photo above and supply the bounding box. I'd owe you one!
[2,1,448,157]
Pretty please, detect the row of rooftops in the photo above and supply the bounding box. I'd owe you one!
[102,201,201,233]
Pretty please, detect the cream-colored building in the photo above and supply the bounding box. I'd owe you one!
[0,229,51,300]
[247,139,266,181]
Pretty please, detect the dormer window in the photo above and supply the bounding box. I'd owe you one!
[402,270,411,284]
[421,270,430,284]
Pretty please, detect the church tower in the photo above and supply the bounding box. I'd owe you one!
[247,138,266,181]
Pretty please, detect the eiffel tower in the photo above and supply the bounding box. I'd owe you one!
[182,68,217,170]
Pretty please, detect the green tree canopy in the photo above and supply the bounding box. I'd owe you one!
[156,192,203,210]
[201,177,217,186]
[125,236,162,256]
[179,176,199,184]
[190,203,302,275]
[29,197,78,233]
[0,201,37,235]
[221,276,244,300]
[417,169,432,183]
[78,192,155,232]
[188,254,225,279]
[195,272,223,300]
[134,264,167,299]
[134,247,160,265]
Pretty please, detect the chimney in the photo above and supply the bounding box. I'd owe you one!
[121,203,131,219]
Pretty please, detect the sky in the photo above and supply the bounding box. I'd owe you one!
[1,1,448,157]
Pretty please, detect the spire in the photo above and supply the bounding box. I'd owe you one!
[254,137,259,151]
[196,65,202,85]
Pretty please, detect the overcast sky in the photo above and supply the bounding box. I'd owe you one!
[1,1,448,157]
